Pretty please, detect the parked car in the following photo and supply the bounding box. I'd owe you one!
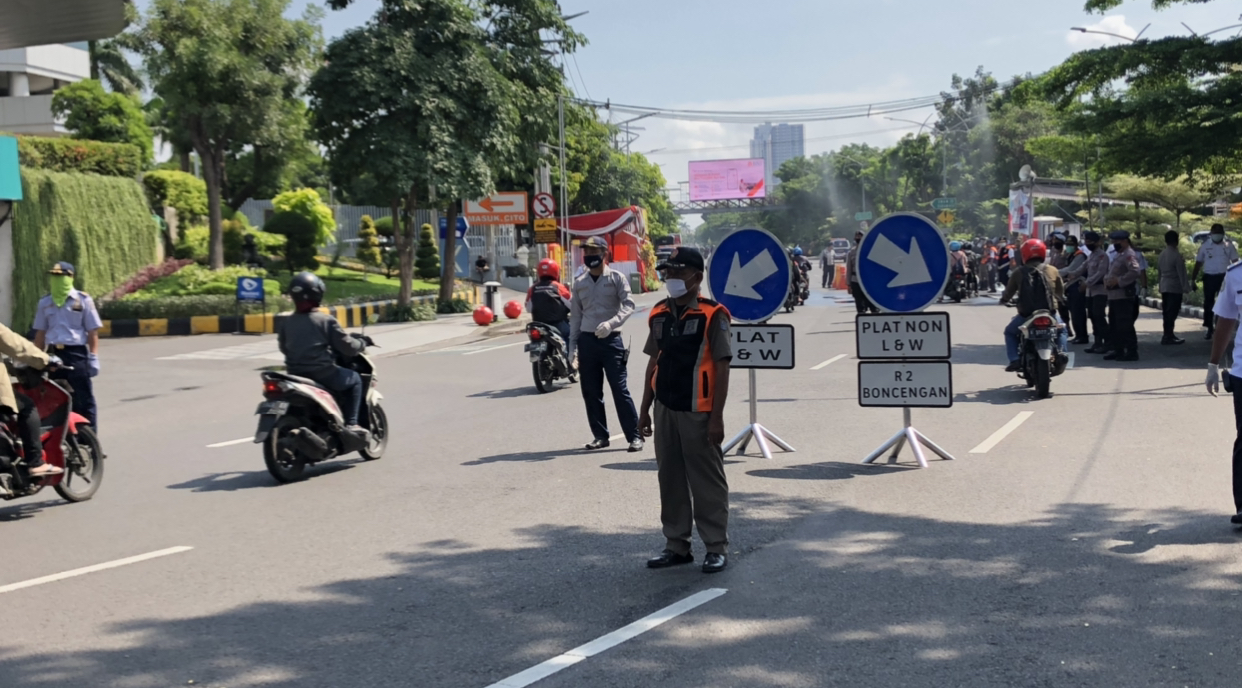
[832,238,851,262]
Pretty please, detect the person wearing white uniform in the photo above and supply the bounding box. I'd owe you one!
[1205,259,1242,524]
[1194,224,1240,339]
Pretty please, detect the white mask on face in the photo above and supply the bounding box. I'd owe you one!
[665,279,688,299]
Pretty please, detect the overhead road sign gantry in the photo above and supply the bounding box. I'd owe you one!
[857,212,950,314]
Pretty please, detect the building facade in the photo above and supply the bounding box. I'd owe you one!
[750,122,805,191]
[0,43,90,136]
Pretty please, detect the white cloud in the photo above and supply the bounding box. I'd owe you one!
[1065,15,1140,48]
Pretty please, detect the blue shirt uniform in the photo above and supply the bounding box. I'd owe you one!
[33,289,102,346]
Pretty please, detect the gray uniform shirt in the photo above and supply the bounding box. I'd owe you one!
[570,265,635,343]
[1105,247,1142,300]
[279,310,365,378]
[1085,248,1111,298]
[1158,246,1191,294]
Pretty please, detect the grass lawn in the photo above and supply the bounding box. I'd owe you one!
[274,266,440,302]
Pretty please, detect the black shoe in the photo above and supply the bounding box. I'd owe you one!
[628,438,644,453]
[1103,352,1121,360]
[584,438,610,450]
[1118,352,1139,362]
[1071,337,1090,345]
[1161,337,1185,346]
[647,549,694,569]
[1085,346,1108,354]
[1231,513,1242,525]
[1206,330,1215,340]
[701,552,728,574]
[1004,361,1021,372]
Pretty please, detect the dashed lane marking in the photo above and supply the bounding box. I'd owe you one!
[0,547,194,595]
[811,354,847,370]
[970,412,1034,454]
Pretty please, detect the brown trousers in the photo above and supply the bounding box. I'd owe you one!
[654,401,729,555]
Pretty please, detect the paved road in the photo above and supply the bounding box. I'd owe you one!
[2,289,1237,688]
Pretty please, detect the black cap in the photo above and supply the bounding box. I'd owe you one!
[48,261,75,276]
[656,246,705,272]
[1083,231,1101,242]
[1109,230,1131,241]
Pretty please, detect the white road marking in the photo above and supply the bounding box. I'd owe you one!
[462,341,526,356]
[609,433,625,441]
[811,354,847,370]
[970,412,1035,454]
[0,546,194,595]
[484,588,727,688]
[207,437,252,448]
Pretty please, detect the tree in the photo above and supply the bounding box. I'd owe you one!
[264,211,319,272]
[137,0,322,269]
[223,103,328,209]
[50,79,154,164]
[357,215,383,270]
[272,188,335,247]
[88,4,144,95]
[414,224,441,280]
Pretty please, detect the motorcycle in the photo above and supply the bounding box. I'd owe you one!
[254,337,388,483]
[798,263,812,304]
[1009,306,1068,399]
[944,273,968,303]
[525,322,575,393]
[0,361,103,502]
[784,280,799,313]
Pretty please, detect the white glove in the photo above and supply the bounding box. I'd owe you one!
[595,322,612,338]
[1207,363,1221,397]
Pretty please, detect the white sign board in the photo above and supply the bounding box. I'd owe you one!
[855,312,950,360]
[858,361,953,408]
[532,192,556,219]
[464,192,529,224]
[730,323,795,369]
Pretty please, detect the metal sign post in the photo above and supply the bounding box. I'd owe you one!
[724,368,795,460]
[855,213,958,468]
[722,322,795,460]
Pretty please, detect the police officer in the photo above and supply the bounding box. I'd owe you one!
[1204,257,1242,524]
[1193,223,1239,339]
[1104,231,1142,361]
[845,231,877,314]
[638,247,732,574]
[33,262,102,430]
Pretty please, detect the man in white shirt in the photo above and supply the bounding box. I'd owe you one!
[1204,259,1242,524]
[1193,224,1240,339]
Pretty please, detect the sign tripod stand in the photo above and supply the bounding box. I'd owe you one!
[722,367,794,460]
[861,407,955,468]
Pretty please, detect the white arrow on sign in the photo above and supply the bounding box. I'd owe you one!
[866,234,932,288]
[724,250,779,300]
[242,278,258,291]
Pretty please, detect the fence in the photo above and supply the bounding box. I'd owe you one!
[237,199,434,258]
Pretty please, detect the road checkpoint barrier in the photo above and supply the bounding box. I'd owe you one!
[706,227,796,460]
[855,213,958,468]
[832,263,849,290]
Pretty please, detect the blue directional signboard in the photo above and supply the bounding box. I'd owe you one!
[707,227,792,323]
[236,276,265,303]
[439,215,469,239]
[857,213,950,313]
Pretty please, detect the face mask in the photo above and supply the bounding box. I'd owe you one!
[49,275,73,308]
[1053,243,1064,250]
[665,278,688,299]
[1065,246,1077,254]
[1113,244,1124,253]
[1085,243,1097,251]
[1212,234,1224,244]
[584,254,603,269]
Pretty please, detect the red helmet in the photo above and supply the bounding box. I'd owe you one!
[1020,239,1047,263]
[537,259,560,280]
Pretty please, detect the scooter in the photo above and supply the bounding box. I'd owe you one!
[1008,306,1069,399]
[944,273,968,303]
[254,338,388,483]
[784,280,800,313]
[525,322,575,393]
[1,360,103,503]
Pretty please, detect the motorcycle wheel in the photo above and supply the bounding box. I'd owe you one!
[359,404,388,461]
[264,417,306,483]
[55,426,103,503]
[1033,358,1052,399]
[532,358,555,394]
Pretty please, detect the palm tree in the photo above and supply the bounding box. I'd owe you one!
[88,37,144,96]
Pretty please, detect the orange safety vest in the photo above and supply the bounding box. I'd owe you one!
[648,297,730,413]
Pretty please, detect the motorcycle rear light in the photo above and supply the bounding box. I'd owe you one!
[530,329,542,340]
[1033,316,1054,327]
[263,380,285,398]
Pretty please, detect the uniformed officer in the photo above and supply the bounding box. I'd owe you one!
[845,230,877,314]
[637,247,733,574]
[1193,223,1240,339]
[33,262,102,430]
[1103,231,1142,361]
[1204,258,1242,524]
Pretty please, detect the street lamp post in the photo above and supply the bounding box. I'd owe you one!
[1069,23,1149,43]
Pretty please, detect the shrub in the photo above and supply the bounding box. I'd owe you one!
[379,302,437,323]
[102,258,194,301]
[16,136,142,178]
[143,170,207,221]
[264,211,319,272]
[250,229,286,254]
[143,264,272,297]
[374,215,395,237]
[100,294,291,320]
[415,223,440,280]
[272,188,335,247]
[223,219,248,265]
[436,297,473,314]
[174,226,209,262]
[356,215,382,269]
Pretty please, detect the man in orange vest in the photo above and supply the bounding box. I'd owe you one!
[981,240,999,293]
[638,247,733,574]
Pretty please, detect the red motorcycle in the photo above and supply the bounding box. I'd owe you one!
[0,363,103,502]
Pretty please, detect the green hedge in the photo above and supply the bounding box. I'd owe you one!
[12,168,157,329]
[16,136,142,178]
[98,294,291,320]
[143,170,207,221]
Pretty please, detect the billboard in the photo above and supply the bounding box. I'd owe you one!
[1008,188,1033,236]
[689,158,766,201]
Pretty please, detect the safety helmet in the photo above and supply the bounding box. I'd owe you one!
[793,247,803,256]
[1020,239,1047,263]
[536,258,560,280]
[949,241,962,252]
[288,271,325,304]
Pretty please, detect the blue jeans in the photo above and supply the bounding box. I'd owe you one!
[1005,314,1069,363]
[316,366,363,426]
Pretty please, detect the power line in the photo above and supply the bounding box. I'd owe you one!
[571,52,592,101]
[644,123,925,156]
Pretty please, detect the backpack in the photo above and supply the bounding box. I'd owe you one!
[1016,265,1053,317]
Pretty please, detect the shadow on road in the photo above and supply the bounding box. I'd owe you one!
[468,386,546,400]
[463,446,626,465]
[0,499,68,522]
[746,461,917,481]
[166,464,356,492]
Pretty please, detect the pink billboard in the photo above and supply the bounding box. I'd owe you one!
[689,158,766,201]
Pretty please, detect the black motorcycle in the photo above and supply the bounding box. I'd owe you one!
[944,273,968,303]
[525,322,575,393]
[1010,307,1068,399]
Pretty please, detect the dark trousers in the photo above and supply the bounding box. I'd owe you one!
[1089,294,1109,346]
[1109,298,1138,355]
[1067,284,1088,341]
[50,345,95,431]
[15,393,42,466]
[314,366,363,426]
[1161,292,1183,338]
[1132,295,1141,325]
[577,333,639,442]
[1204,273,1226,330]
[851,283,876,314]
[821,264,830,288]
[1231,375,1242,512]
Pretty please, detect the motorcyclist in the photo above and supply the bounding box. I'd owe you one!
[962,242,980,295]
[793,247,812,303]
[278,272,368,438]
[0,322,62,480]
[999,239,1069,373]
[949,241,970,278]
[526,258,576,374]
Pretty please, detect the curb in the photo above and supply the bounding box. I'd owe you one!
[1141,295,1205,321]
[101,291,476,338]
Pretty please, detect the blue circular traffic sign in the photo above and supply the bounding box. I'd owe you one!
[857,213,950,313]
[706,227,792,323]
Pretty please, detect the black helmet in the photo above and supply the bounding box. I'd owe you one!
[288,271,325,304]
